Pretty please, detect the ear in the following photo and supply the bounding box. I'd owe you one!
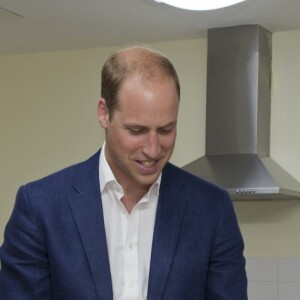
[97,98,109,128]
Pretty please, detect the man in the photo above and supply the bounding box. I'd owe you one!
[0,46,247,299]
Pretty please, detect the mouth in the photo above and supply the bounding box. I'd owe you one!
[136,160,157,168]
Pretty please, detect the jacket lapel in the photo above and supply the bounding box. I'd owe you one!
[68,151,113,300]
[147,164,188,300]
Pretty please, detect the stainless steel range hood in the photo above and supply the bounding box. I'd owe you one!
[183,24,300,200]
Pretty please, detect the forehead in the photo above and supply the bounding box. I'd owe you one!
[119,73,178,101]
[121,71,177,93]
[116,74,179,121]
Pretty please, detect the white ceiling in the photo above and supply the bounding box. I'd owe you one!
[1,0,300,55]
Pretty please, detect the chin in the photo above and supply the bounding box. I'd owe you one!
[144,174,161,185]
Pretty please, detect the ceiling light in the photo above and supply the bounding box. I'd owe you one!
[153,0,246,11]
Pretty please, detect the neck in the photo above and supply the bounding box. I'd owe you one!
[121,187,148,213]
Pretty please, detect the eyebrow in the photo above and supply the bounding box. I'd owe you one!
[123,121,177,130]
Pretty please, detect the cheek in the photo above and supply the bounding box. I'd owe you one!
[118,134,143,152]
[161,133,177,150]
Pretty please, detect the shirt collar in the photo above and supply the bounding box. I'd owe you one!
[99,142,161,197]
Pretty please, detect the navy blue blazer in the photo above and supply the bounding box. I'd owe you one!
[0,151,247,299]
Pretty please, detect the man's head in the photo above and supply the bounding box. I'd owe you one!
[98,45,180,192]
[101,45,180,120]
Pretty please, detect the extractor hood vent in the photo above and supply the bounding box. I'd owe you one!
[183,25,300,200]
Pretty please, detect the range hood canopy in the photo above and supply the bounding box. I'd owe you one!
[183,24,300,200]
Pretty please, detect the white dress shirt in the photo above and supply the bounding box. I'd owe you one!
[99,143,160,300]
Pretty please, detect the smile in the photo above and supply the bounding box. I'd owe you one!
[137,160,157,168]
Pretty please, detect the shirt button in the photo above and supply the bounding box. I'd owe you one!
[129,281,136,287]
[129,242,137,249]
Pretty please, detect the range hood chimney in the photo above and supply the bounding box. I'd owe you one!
[183,24,300,200]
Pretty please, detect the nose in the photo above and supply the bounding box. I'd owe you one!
[143,132,161,159]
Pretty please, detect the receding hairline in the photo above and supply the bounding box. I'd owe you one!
[114,45,168,62]
[111,45,179,85]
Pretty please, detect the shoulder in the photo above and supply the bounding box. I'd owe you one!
[20,150,100,197]
[163,162,228,196]
[12,151,100,223]
[163,163,233,214]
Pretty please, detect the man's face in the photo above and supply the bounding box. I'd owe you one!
[98,74,179,192]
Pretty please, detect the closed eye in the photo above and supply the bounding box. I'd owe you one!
[158,125,176,135]
[124,122,176,135]
[126,126,147,135]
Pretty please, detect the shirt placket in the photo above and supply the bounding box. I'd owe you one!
[123,208,139,299]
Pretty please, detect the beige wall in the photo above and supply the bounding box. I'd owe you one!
[0,32,300,257]
[234,30,300,257]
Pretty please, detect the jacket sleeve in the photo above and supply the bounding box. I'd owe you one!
[0,186,51,299]
[205,191,248,300]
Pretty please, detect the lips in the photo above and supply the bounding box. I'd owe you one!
[136,160,157,168]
